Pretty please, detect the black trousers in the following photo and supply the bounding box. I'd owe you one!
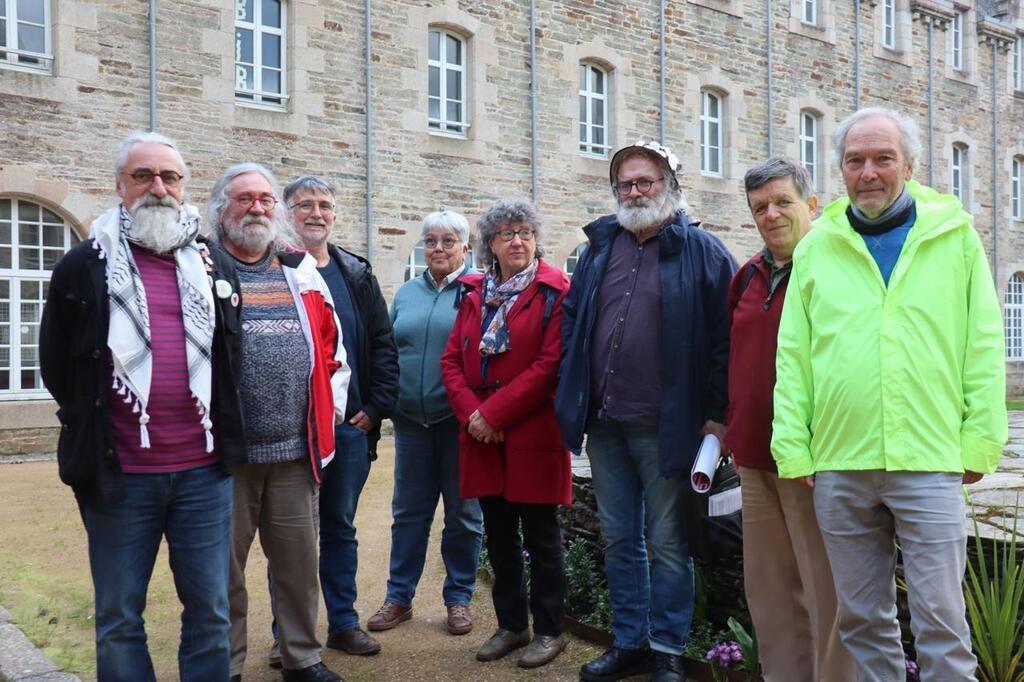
[479,495,565,637]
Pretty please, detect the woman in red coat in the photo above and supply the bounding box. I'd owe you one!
[440,198,571,670]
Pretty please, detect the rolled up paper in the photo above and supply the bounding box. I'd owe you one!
[690,433,721,493]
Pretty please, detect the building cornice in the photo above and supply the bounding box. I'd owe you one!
[977,17,1018,51]
[911,0,956,30]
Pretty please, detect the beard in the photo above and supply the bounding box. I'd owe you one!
[128,194,187,254]
[616,186,678,235]
[223,213,275,253]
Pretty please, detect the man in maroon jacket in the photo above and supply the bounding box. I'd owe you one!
[725,158,854,682]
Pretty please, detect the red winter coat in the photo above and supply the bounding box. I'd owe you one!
[440,259,572,505]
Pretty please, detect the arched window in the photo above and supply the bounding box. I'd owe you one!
[564,243,587,275]
[1012,156,1022,221]
[799,111,820,190]
[952,143,967,200]
[579,62,609,158]
[700,90,723,177]
[428,28,468,136]
[1006,273,1024,361]
[0,199,80,393]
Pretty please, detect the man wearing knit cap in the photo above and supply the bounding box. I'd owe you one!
[556,141,736,682]
[40,132,246,681]
[772,107,1007,679]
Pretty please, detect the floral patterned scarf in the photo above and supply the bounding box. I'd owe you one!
[478,259,538,356]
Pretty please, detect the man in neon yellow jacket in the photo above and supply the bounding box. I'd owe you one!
[772,107,1007,681]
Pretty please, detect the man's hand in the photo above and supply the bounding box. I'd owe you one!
[701,420,728,452]
[468,410,503,444]
[962,471,984,485]
[799,475,815,488]
[349,410,375,432]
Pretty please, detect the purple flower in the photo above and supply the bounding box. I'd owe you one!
[705,641,744,669]
[904,654,920,680]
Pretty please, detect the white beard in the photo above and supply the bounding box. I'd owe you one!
[128,194,186,254]
[616,188,678,234]
[224,214,275,253]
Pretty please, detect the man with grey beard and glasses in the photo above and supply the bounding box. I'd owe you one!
[40,132,246,681]
[556,142,736,682]
[206,163,348,682]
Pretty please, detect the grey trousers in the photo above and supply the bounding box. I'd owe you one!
[813,471,976,682]
[229,459,322,675]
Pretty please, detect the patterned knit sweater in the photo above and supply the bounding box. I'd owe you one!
[234,248,311,464]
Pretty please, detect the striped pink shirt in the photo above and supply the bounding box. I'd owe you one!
[109,245,217,473]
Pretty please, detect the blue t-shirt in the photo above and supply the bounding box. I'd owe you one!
[317,258,363,417]
[861,205,916,286]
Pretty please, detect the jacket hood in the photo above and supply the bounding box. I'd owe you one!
[816,179,970,246]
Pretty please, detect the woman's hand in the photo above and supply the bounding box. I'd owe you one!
[468,410,503,444]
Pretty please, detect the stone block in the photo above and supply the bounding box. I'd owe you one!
[0,623,59,680]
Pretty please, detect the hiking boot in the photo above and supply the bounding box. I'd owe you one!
[650,651,686,682]
[518,634,566,668]
[367,602,412,631]
[580,646,652,681]
[446,604,473,635]
[475,628,530,661]
[326,627,381,656]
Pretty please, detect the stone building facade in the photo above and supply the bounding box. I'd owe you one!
[1,0,1022,454]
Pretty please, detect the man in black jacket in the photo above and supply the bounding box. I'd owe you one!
[39,132,245,682]
[282,175,399,657]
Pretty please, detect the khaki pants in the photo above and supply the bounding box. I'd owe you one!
[229,459,322,675]
[739,467,856,682]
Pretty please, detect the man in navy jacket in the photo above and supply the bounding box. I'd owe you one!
[555,141,735,682]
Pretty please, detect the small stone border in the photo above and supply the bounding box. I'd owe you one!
[0,606,79,681]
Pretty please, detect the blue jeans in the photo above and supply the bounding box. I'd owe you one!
[586,421,694,655]
[385,415,483,607]
[78,464,233,682]
[319,423,372,633]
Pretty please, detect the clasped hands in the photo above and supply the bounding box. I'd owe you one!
[468,409,503,444]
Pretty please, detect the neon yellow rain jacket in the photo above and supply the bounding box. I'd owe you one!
[771,179,1007,479]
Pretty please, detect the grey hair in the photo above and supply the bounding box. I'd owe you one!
[115,131,189,185]
[283,175,336,205]
[421,210,470,244]
[744,157,814,204]
[205,163,298,247]
[833,107,922,168]
[475,198,546,269]
[608,151,688,212]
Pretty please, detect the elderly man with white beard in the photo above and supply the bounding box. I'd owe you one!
[556,142,736,682]
[40,132,247,681]
[205,163,349,682]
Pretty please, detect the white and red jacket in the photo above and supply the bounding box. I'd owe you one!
[278,249,350,483]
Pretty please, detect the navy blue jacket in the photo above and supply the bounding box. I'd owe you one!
[555,210,736,478]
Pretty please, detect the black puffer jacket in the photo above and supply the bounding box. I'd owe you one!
[40,235,246,504]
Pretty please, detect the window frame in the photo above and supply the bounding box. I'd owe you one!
[1014,36,1022,92]
[951,143,966,200]
[802,0,816,25]
[951,10,964,72]
[700,90,724,178]
[799,111,820,191]
[0,198,79,395]
[0,0,53,73]
[428,28,469,137]
[579,62,610,159]
[234,0,288,108]
[564,243,587,275]
[882,0,896,50]
[1013,157,1022,221]
[1006,273,1024,361]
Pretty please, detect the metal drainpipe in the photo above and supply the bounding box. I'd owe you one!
[992,41,999,282]
[927,19,934,186]
[148,0,156,131]
[660,0,665,142]
[766,0,773,153]
[854,0,861,109]
[530,0,537,202]
[364,0,373,260]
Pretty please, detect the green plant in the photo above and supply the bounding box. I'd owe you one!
[964,498,1024,682]
[693,563,709,626]
[477,537,492,579]
[685,619,725,660]
[727,616,760,674]
[564,537,599,609]
[583,585,612,630]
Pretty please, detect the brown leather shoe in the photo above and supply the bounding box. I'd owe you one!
[476,628,530,662]
[446,604,473,635]
[367,602,412,631]
[325,627,381,656]
[518,634,566,668]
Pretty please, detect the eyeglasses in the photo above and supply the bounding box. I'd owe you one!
[290,200,336,215]
[496,227,536,242]
[424,237,460,249]
[231,194,278,210]
[614,177,664,197]
[125,169,184,188]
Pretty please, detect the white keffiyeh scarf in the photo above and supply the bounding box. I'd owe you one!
[90,204,216,451]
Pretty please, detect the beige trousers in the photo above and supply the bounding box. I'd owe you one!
[229,459,322,675]
[738,467,856,682]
